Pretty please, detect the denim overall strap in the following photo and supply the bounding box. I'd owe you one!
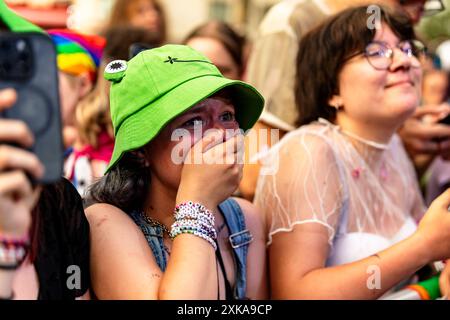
[129,211,168,271]
[218,198,253,300]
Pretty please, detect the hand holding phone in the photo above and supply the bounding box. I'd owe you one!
[438,104,450,125]
[0,88,43,236]
[0,32,63,183]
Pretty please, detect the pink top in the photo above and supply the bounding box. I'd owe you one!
[64,131,114,195]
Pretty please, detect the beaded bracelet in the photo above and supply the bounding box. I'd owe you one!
[0,252,25,270]
[172,220,217,239]
[174,211,214,226]
[0,234,30,248]
[174,201,215,225]
[171,201,217,250]
[0,235,29,270]
[174,201,216,233]
[170,226,217,250]
[175,208,215,224]
[0,246,27,269]
[171,219,217,239]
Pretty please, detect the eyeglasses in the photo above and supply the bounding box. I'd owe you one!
[344,40,426,70]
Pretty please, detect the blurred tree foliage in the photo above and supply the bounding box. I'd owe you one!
[417,0,450,51]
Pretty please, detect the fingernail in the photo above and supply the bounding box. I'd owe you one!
[0,88,16,101]
[422,115,434,124]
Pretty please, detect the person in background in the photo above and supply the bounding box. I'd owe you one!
[184,20,246,80]
[421,62,450,204]
[422,68,450,106]
[86,45,268,300]
[388,1,450,177]
[254,5,450,299]
[47,29,106,149]
[106,0,166,45]
[64,26,160,197]
[0,1,90,300]
[244,0,377,200]
[245,0,450,200]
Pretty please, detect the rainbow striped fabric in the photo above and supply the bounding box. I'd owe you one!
[48,29,106,81]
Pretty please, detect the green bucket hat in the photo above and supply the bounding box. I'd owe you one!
[104,44,264,172]
[0,0,43,33]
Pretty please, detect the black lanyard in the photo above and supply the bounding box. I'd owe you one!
[215,239,234,300]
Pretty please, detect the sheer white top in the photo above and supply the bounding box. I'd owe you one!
[254,119,425,265]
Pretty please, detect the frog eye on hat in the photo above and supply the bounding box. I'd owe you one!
[104,60,128,83]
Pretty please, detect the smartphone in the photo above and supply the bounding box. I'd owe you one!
[0,32,63,184]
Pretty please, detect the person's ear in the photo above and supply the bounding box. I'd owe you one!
[131,149,150,168]
[78,72,94,99]
[328,95,344,110]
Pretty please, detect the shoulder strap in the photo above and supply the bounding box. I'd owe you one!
[215,239,234,300]
[128,211,168,271]
[218,198,253,300]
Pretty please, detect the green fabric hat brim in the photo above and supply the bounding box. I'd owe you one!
[107,74,264,172]
[0,1,43,33]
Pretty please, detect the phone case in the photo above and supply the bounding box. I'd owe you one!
[0,32,63,184]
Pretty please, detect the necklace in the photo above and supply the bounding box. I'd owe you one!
[140,213,171,236]
[318,118,390,150]
[341,129,389,150]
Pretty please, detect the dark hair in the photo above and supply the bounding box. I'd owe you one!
[295,5,416,127]
[29,179,86,263]
[102,26,161,62]
[0,18,8,31]
[106,0,166,44]
[183,20,246,76]
[88,149,151,213]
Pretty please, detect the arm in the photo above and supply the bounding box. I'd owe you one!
[87,203,217,300]
[270,222,430,299]
[270,185,450,300]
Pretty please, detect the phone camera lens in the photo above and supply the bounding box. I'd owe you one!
[16,39,27,52]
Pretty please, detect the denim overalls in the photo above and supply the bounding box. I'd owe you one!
[129,198,253,300]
